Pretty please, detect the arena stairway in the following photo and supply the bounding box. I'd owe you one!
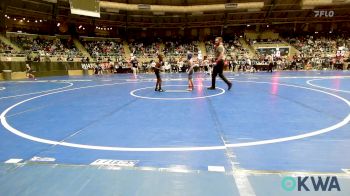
[0,34,22,52]
[239,38,256,58]
[159,42,165,54]
[73,38,91,59]
[123,41,131,60]
[280,38,301,57]
[198,42,207,57]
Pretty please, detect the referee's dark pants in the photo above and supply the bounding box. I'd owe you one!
[211,60,231,88]
[267,62,273,72]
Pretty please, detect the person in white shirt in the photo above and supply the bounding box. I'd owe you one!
[202,56,211,76]
[164,61,171,73]
[197,50,203,72]
[177,58,184,73]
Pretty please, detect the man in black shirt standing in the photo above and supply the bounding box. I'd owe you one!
[208,37,232,90]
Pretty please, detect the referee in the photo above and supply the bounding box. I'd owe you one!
[207,37,232,90]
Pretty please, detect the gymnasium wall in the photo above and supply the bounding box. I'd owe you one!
[0,61,85,79]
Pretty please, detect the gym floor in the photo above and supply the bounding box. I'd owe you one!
[0,71,349,195]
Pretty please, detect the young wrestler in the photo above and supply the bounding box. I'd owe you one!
[187,53,195,91]
[130,56,139,78]
[154,54,165,92]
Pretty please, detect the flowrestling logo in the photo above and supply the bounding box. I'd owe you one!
[281,176,341,192]
[314,10,334,17]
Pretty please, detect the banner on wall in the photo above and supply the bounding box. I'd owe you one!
[257,47,289,57]
[81,63,97,69]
